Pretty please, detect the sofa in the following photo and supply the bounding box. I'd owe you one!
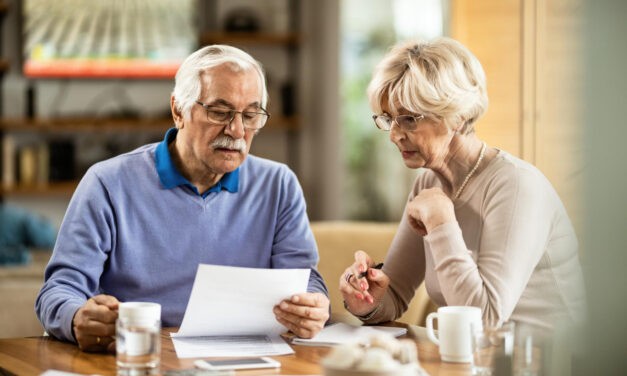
[311,221,436,326]
[0,251,49,338]
[0,221,436,338]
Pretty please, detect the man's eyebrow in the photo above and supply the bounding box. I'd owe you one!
[204,99,235,108]
[204,99,262,110]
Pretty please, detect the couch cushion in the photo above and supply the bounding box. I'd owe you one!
[0,251,50,338]
[311,221,435,326]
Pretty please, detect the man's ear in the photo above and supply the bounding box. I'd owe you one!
[170,96,184,129]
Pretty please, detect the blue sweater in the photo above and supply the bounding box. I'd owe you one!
[36,128,327,342]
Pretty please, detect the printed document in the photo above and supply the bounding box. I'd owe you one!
[171,264,310,357]
[291,322,407,346]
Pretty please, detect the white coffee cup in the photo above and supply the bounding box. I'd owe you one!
[426,306,482,363]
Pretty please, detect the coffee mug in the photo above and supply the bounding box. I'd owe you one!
[426,306,482,363]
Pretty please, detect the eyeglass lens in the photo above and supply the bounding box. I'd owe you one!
[374,115,420,131]
[205,108,268,129]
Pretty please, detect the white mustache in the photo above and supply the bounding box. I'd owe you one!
[211,135,246,152]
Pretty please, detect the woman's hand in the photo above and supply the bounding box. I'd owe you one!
[339,250,390,317]
[406,187,456,236]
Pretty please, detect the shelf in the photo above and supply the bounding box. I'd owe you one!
[0,117,173,133]
[1,181,78,197]
[199,32,300,47]
[0,115,299,133]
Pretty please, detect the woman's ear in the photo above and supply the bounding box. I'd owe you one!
[170,96,184,129]
[454,119,467,134]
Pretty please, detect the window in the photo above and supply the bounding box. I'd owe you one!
[340,0,447,220]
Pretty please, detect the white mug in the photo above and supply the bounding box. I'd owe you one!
[426,306,482,363]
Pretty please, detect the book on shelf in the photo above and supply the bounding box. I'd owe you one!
[1,137,75,189]
[48,140,75,182]
[2,134,16,189]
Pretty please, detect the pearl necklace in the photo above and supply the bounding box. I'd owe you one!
[453,142,487,200]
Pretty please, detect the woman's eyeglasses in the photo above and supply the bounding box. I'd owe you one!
[372,114,426,132]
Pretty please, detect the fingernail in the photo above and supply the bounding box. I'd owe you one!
[367,296,374,304]
[291,295,300,303]
[356,293,363,300]
[358,265,364,272]
[360,282,366,290]
[280,302,288,309]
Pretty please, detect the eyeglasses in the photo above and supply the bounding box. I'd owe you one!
[372,114,426,132]
[196,101,270,130]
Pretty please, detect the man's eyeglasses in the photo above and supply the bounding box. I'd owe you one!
[196,101,270,130]
[372,114,426,132]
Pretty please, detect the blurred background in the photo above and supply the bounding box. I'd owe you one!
[0,0,625,371]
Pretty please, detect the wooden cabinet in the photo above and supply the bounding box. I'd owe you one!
[451,0,584,236]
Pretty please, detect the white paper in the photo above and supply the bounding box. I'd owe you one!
[172,264,310,338]
[291,322,407,347]
[172,334,294,358]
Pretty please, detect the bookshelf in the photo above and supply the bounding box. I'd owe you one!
[1,0,304,198]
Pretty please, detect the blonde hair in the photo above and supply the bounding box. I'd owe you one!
[367,37,488,134]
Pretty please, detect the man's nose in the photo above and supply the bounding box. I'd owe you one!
[225,113,246,139]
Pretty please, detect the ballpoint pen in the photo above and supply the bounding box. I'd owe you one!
[358,262,384,278]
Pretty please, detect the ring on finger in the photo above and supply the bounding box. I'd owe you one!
[96,336,101,345]
[345,273,354,283]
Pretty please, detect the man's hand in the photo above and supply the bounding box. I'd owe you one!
[273,292,330,339]
[72,294,119,353]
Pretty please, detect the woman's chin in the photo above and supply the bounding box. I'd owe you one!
[402,158,425,170]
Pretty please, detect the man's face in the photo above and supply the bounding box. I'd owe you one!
[174,65,262,176]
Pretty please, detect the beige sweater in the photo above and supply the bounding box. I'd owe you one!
[366,151,586,330]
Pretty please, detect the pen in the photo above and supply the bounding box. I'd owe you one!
[358,262,384,278]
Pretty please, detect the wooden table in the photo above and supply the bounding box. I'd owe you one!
[0,325,470,375]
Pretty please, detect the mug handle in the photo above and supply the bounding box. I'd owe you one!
[426,312,439,346]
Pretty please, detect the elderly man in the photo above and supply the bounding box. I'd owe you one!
[36,45,329,352]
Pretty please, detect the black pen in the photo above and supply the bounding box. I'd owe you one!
[358,262,384,279]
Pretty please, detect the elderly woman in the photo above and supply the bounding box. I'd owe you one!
[339,38,586,330]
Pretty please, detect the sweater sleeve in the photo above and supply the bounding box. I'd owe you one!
[35,168,114,342]
[425,166,553,327]
[270,166,328,297]
[362,190,428,324]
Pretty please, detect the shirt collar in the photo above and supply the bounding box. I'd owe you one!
[155,127,239,196]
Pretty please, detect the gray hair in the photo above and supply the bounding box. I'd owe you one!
[172,45,268,120]
[367,37,488,134]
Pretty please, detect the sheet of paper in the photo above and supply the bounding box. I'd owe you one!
[172,334,294,358]
[172,264,310,338]
[291,322,407,347]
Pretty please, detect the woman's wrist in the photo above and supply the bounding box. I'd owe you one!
[343,300,382,321]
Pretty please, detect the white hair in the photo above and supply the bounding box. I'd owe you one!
[172,45,268,120]
[367,37,488,134]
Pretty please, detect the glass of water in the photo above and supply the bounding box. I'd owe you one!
[472,321,515,376]
[116,302,161,375]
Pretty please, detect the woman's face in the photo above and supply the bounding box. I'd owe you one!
[382,104,454,170]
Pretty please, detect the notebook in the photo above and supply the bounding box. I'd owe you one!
[291,322,407,347]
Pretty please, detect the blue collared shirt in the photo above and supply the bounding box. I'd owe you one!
[155,128,239,198]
